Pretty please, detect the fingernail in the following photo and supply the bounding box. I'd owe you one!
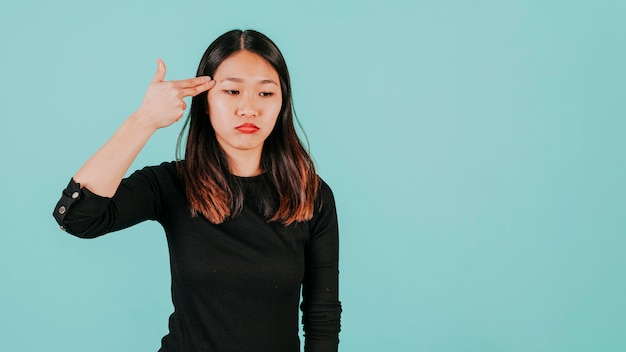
[209,80,216,86]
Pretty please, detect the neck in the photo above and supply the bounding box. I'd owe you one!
[224,148,263,177]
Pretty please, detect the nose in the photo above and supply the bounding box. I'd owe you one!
[237,93,258,118]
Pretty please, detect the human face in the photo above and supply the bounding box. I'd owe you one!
[207,50,282,160]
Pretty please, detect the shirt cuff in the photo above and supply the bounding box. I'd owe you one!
[52,178,110,231]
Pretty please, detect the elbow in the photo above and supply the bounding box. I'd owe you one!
[53,215,104,239]
[52,202,107,239]
[52,180,111,239]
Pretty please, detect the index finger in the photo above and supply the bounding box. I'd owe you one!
[181,80,215,97]
[171,76,212,89]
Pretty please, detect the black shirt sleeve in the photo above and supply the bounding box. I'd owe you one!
[301,180,342,352]
[52,164,169,238]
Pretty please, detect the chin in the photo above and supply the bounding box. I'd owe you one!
[228,140,265,152]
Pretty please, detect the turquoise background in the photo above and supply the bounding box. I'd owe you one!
[1,0,625,351]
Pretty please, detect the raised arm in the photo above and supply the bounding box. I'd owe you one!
[73,59,214,196]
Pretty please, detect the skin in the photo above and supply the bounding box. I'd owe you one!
[207,50,282,176]
[73,59,215,197]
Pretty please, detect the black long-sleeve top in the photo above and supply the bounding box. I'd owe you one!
[52,161,341,352]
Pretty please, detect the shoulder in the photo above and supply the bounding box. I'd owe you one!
[307,176,339,240]
[316,177,336,208]
[311,176,338,225]
[123,161,181,192]
[130,161,178,179]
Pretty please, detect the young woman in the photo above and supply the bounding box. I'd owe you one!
[53,29,341,352]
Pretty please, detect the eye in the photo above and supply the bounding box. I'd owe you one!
[223,90,240,95]
[259,92,275,97]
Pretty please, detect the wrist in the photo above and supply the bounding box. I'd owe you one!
[128,110,160,133]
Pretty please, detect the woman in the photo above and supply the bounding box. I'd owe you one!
[53,29,341,352]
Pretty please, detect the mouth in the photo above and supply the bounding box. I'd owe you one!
[235,123,260,134]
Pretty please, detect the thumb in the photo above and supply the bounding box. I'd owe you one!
[153,58,166,82]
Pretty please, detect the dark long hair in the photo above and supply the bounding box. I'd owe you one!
[176,29,318,225]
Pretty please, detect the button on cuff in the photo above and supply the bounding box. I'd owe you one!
[53,178,83,227]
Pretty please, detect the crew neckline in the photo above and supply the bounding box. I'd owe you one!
[232,173,265,182]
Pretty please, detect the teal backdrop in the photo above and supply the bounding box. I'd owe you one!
[1,0,624,351]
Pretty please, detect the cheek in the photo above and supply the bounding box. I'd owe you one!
[207,94,227,116]
[268,98,283,118]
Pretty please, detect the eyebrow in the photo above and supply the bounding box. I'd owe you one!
[220,77,279,86]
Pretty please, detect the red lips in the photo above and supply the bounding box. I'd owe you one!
[235,123,259,134]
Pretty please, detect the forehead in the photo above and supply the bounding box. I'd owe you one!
[214,50,279,82]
